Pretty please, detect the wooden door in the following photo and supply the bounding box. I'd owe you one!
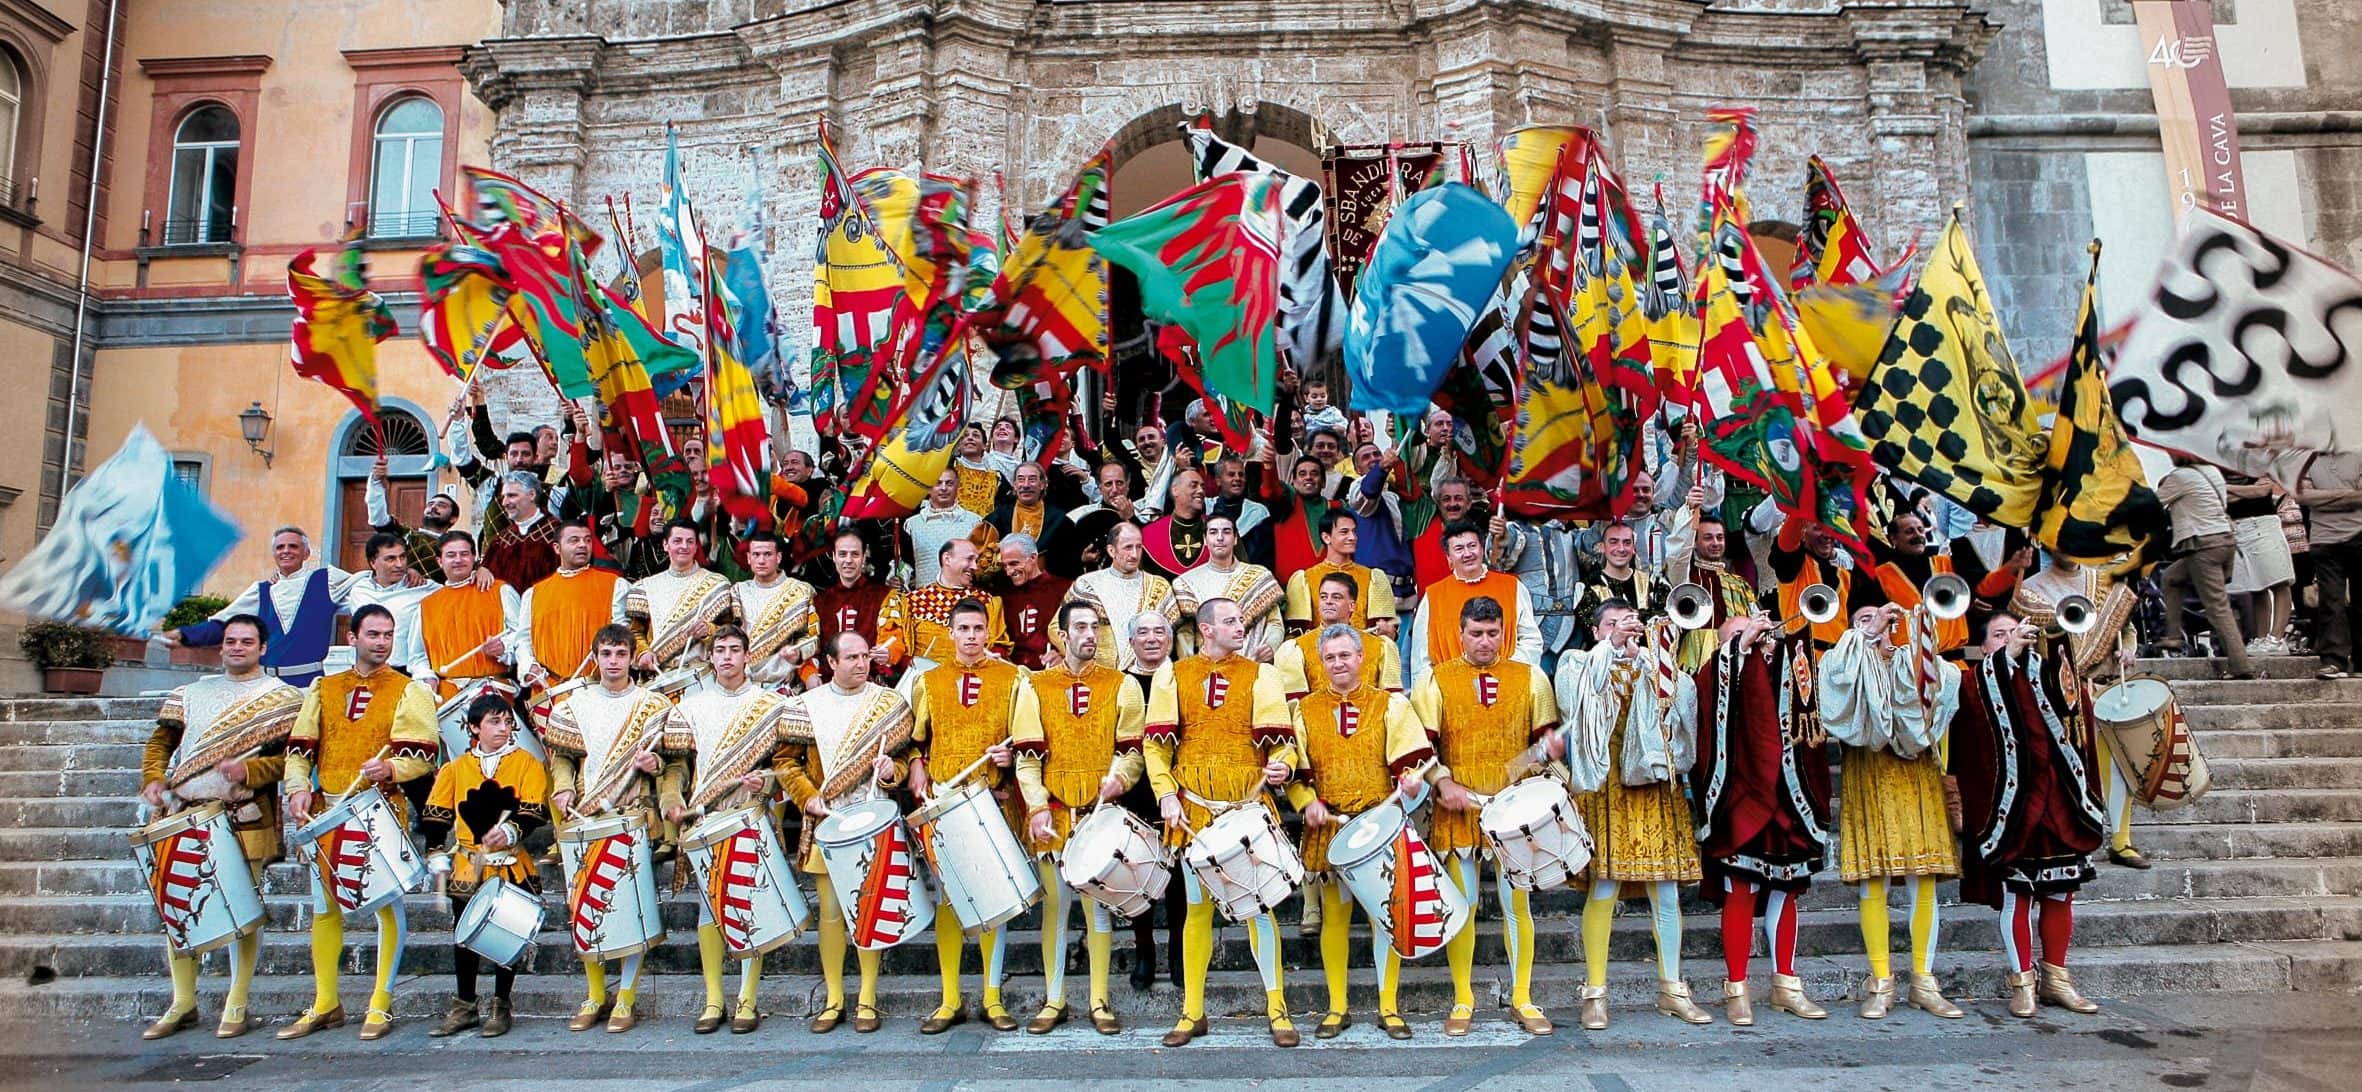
[338,477,427,571]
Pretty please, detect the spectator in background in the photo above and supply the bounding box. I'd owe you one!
[2225,474,2296,655]
[2297,455,2362,680]
[2155,456,2254,679]
[2283,493,2314,654]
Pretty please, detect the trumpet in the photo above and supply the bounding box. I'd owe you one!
[1799,582,1841,626]
[2056,594,2098,634]
[1667,582,1716,630]
[1923,573,1972,621]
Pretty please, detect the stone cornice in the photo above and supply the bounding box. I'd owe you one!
[459,36,605,111]
[1841,1,1997,71]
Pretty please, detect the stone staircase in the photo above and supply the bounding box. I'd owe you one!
[0,657,2355,1027]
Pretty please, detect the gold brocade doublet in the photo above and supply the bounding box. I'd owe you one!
[1417,658,1550,857]
[1148,656,1293,845]
[1013,663,1144,852]
[916,659,1023,788]
[1838,745,1960,882]
[1579,662,1704,883]
[1295,686,1411,872]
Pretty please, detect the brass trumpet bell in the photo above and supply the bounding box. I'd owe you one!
[1923,573,1973,621]
[1668,582,1716,630]
[1799,583,1841,626]
[2056,594,2098,634]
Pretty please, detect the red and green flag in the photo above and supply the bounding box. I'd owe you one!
[288,232,397,423]
[1090,172,1285,413]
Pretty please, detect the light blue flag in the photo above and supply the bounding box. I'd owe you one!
[0,425,241,635]
[655,122,706,354]
[1344,182,1518,416]
[723,145,789,405]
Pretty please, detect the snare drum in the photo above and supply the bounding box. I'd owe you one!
[813,798,937,949]
[1328,802,1471,960]
[291,787,427,917]
[1058,806,1173,920]
[556,811,667,960]
[1181,805,1304,924]
[1478,777,1594,891]
[453,876,545,968]
[682,806,811,958]
[435,678,546,764]
[129,803,265,956]
[2092,676,2213,810]
[913,781,1042,934]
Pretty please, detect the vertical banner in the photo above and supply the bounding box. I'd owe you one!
[1321,142,1453,291]
[2135,0,2247,222]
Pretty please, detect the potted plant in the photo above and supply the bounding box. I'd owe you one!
[161,595,229,667]
[20,622,112,694]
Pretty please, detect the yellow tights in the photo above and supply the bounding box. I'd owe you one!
[1446,857,1535,1007]
[697,923,762,1010]
[163,932,260,1017]
[814,884,882,1011]
[1318,882,1402,1014]
[1858,877,1941,978]
[931,904,1006,1017]
[308,904,403,1017]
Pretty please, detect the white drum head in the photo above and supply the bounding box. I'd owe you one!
[2094,677,2173,723]
[1332,806,1404,867]
[816,798,901,847]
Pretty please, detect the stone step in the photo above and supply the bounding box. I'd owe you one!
[2199,728,2362,759]
[2138,789,2362,826]
[0,769,141,799]
[4,940,2354,1027]
[2128,821,2362,861]
[0,742,145,774]
[2201,757,2362,790]
[2136,656,2322,681]
[2163,677,2362,706]
[5,894,2354,983]
[2183,704,2362,732]
[0,698,162,723]
[15,854,2356,936]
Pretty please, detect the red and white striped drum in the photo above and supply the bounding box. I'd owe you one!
[129,803,265,956]
[1327,801,1471,960]
[681,806,810,959]
[290,787,426,917]
[813,798,937,950]
[557,811,667,960]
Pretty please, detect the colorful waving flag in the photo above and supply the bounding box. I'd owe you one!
[1791,156,1883,288]
[1853,217,2046,527]
[417,242,515,379]
[1092,172,1286,413]
[1430,279,1519,487]
[809,120,907,440]
[655,123,709,354]
[725,145,792,404]
[288,234,397,422]
[447,168,599,398]
[976,145,1112,371]
[1182,121,1343,369]
[1344,183,1517,415]
[703,245,773,520]
[0,425,241,635]
[2035,244,2170,570]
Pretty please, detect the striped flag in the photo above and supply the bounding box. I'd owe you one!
[809,119,906,440]
[1182,122,1343,370]
[287,233,397,422]
[1791,156,1883,288]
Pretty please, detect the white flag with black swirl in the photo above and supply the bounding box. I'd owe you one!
[2109,209,2362,478]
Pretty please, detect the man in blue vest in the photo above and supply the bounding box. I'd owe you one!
[167,526,361,687]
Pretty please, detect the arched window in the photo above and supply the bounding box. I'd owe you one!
[0,51,21,206]
[368,96,443,238]
[165,105,239,244]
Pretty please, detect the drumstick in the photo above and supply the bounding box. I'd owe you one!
[434,636,500,677]
[335,747,393,799]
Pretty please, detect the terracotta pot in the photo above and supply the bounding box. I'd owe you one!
[41,667,104,695]
[170,645,221,668]
[106,636,152,664]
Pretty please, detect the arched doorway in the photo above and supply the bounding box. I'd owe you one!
[324,401,436,571]
[1099,104,1331,429]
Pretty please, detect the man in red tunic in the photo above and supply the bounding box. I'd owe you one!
[988,534,1070,670]
[810,527,906,685]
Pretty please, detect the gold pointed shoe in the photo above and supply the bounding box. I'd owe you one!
[1857,976,1894,1020]
[357,1007,394,1041]
[1768,973,1827,1020]
[1723,980,1754,1027]
[1026,1003,1068,1035]
[605,1002,638,1034]
[1656,980,1713,1025]
[568,999,613,1032]
[275,1005,346,1041]
[1514,1003,1555,1035]
[732,1000,761,1034]
[1907,973,1964,1019]
[1579,985,1610,1031]
[2038,963,2100,1014]
[142,1009,197,1041]
[216,1008,263,1040]
[2005,970,2039,1018]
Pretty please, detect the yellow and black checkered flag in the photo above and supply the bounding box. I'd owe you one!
[2034,243,2170,572]
[1853,217,2044,528]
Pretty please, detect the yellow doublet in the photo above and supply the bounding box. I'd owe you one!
[1012,662,1147,852]
[1143,654,1297,846]
[910,658,1037,792]
[284,667,440,820]
[1287,686,1432,872]
[1577,660,1702,883]
[421,751,549,894]
[1275,628,1403,700]
[1410,658,1558,857]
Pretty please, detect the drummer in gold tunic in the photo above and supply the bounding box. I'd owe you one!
[1012,600,1144,1035]
[279,604,440,1041]
[417,693,548,1039]
[775,631,915,1035]
[138,615,301,1040]
[1275,571,1403,701]
[659,625,792,1035]
[627,520,738,675]
[1414,595,1559,1037]
[541,624,673,1034]
[1819,602,1965,1020]
[1145,598,1302,1048]
[733,532,819,692]
[1556,599,1707,1030]
[1287,624,1432,1040]
[904,598,1039,1034]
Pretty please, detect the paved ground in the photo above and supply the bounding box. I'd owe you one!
[6,991,2354,1089]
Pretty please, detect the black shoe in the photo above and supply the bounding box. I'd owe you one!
[1130,958,1156,991]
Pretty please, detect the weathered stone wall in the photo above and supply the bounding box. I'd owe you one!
[462,0,1996,391]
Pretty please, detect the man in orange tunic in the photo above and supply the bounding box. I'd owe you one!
[414,531,522,703]
[518,523,629,692]
[1408,519,1542,679]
